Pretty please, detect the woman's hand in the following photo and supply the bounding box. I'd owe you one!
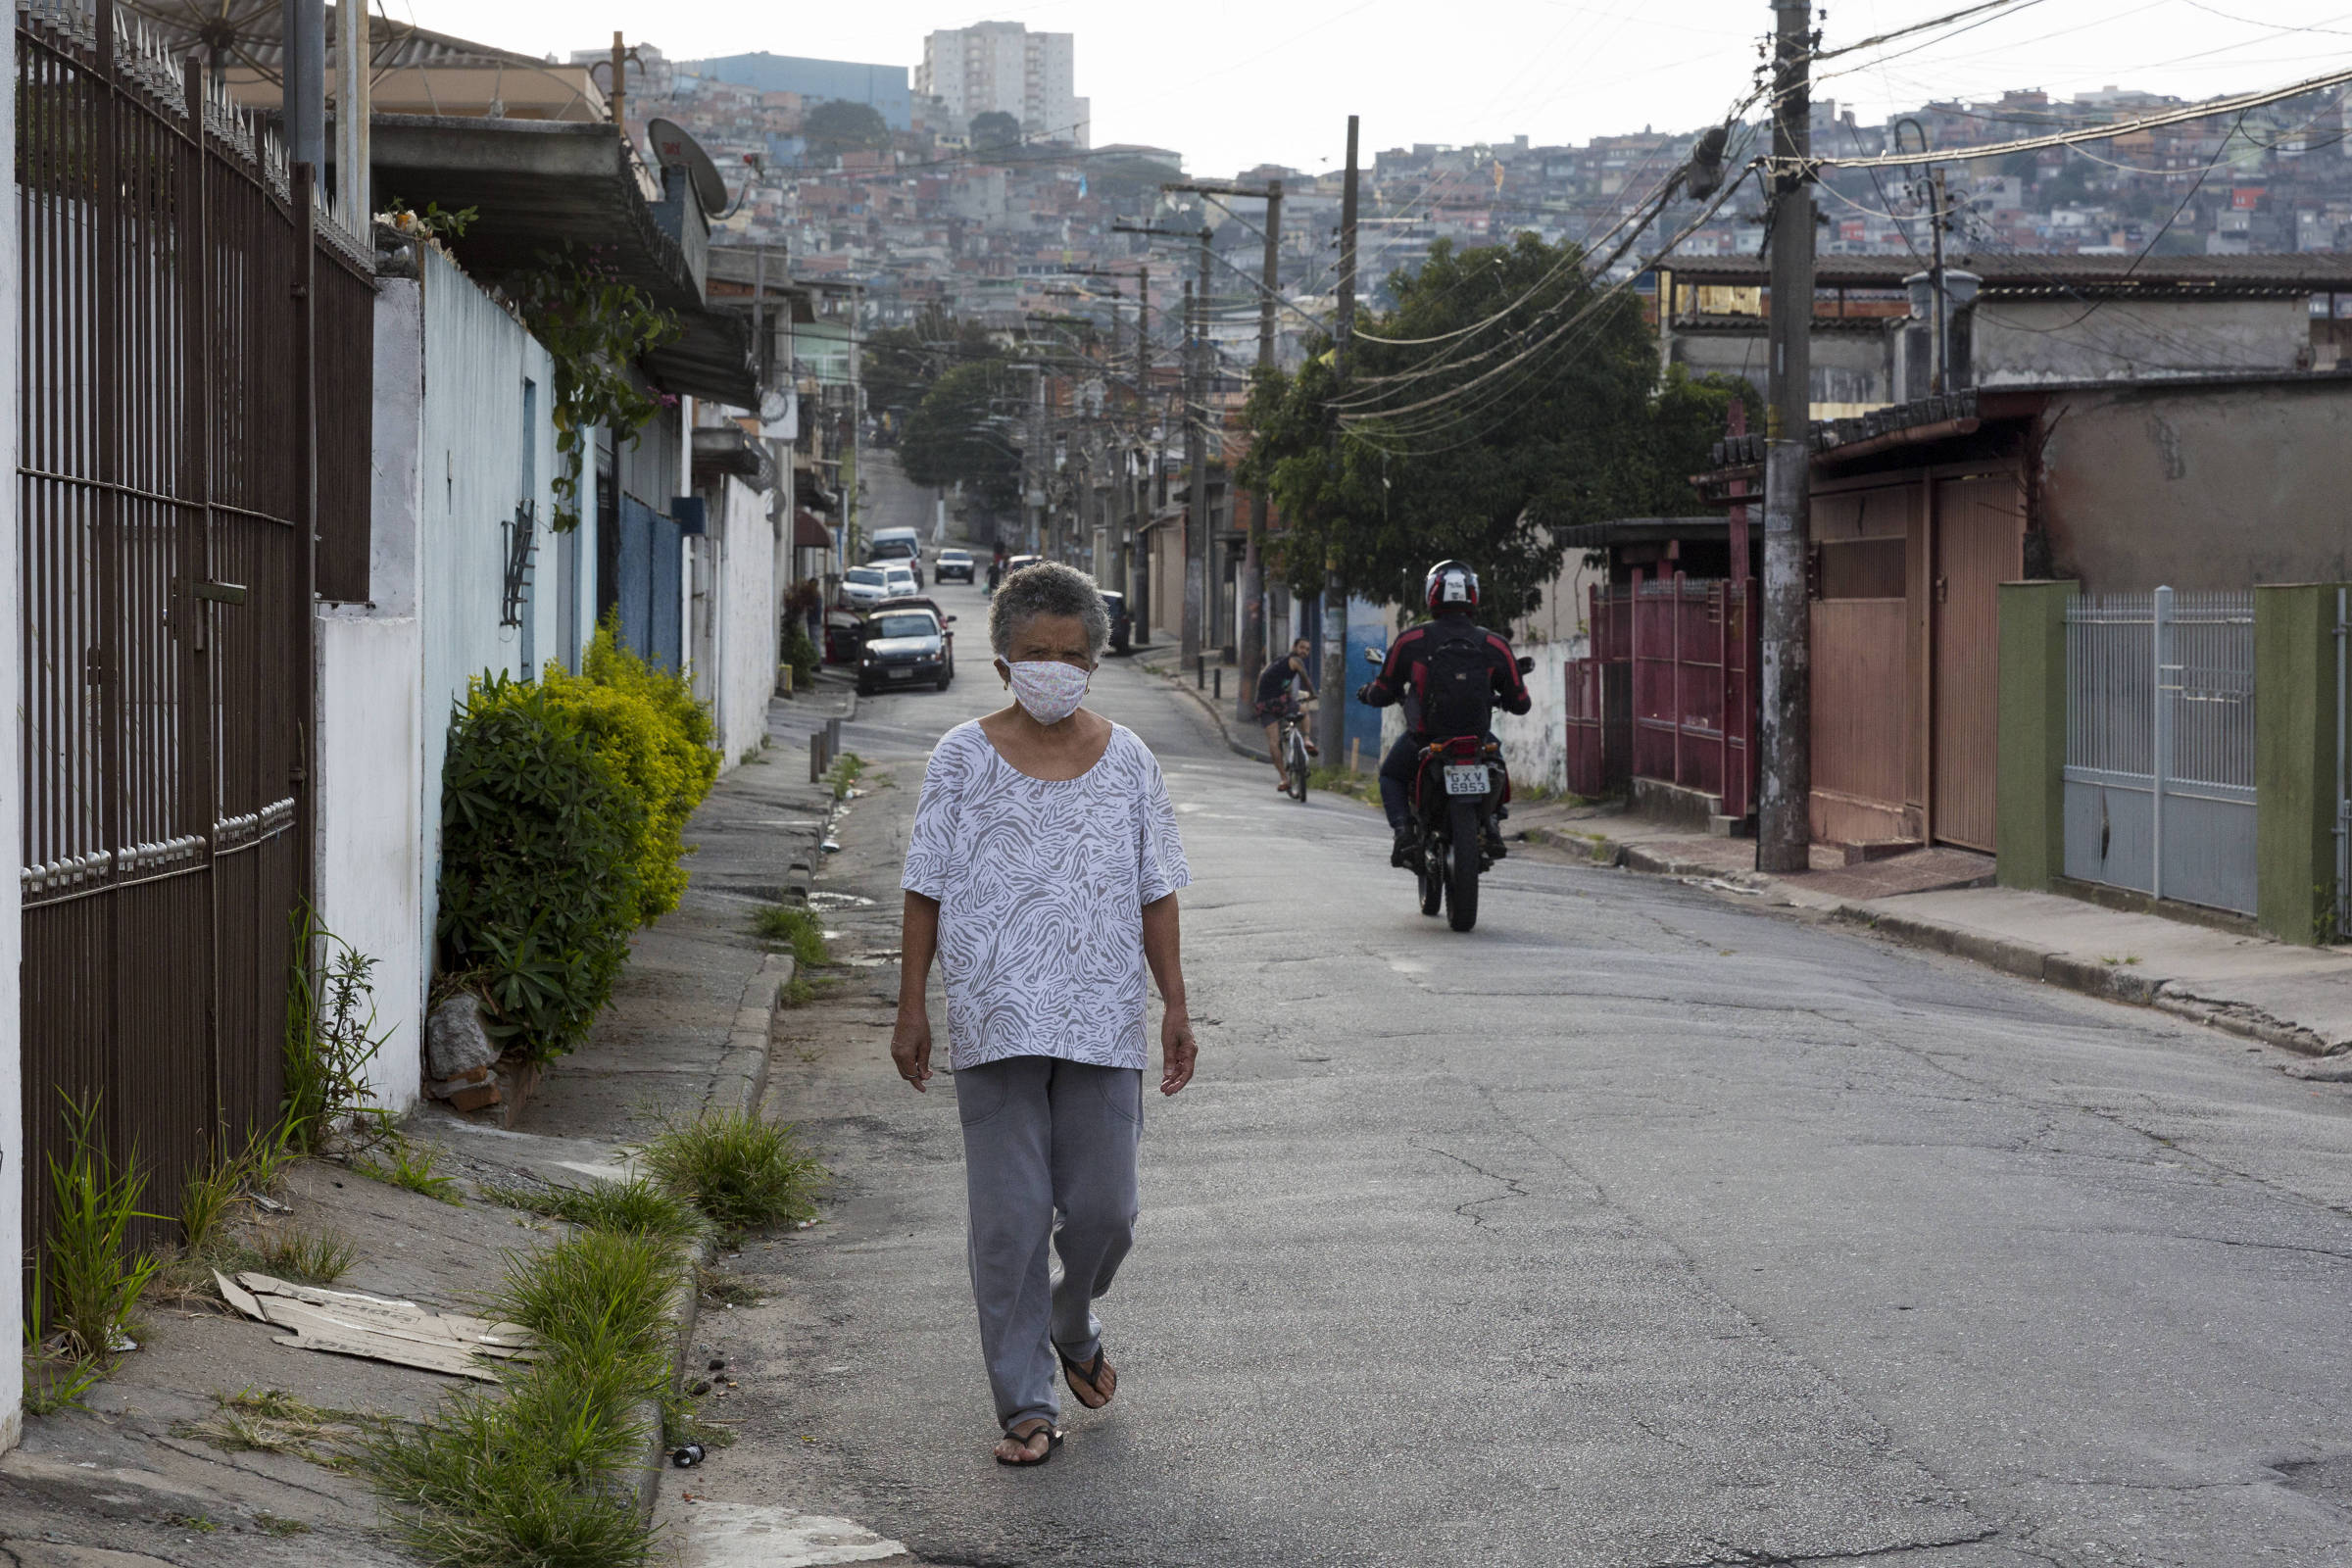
[892,1003,934,1092]
[1159,1008,1197,1096]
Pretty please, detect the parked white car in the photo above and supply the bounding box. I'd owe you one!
[840,566,892,610]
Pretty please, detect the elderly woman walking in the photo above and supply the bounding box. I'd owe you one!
[892,562,1196,1468]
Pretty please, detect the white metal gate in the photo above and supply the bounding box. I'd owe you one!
[2064,587,2258,915]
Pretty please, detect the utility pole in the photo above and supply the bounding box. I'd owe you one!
[280,0,324,170]
[1757,0,1815,874]
[609,31,626,136]
[1929,166,1949,395]
[1131,266,1150,641]
[1238,176,1282,725]
[331,0,368,226]
[1161,179,1284,714]
[1319,116,1359,772]
[1185,220,1216,666]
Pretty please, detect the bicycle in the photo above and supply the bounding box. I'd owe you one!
[1276,704,1314,802]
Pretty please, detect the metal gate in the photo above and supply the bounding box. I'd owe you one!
[2063,587,2257,914]
[19,0,373,1259]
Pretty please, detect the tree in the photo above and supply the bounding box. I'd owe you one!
[969,110,1022,155]
[900,360,1024,514]
[861,306,1001,415]
[1240,232,1755,622]
[804,99,890,161]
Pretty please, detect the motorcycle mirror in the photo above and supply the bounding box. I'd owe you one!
[1362,646,1386,666]
[1516,656,1535,674]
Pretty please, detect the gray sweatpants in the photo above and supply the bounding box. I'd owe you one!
[954,1054,1143,1434]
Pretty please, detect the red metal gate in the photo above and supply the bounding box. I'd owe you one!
[1565,572,1756,816]
[18,0,372,1262]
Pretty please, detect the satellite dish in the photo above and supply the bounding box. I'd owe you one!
[646,117,730,216]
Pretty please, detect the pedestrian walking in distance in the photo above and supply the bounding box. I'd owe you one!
[893,561,1197,1468]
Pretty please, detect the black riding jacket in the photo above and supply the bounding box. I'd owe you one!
[1360,614,1532,735]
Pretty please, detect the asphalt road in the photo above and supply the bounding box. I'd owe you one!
[685,568,2352,1568]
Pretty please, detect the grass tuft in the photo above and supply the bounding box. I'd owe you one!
[250,1224,358,1285]
[482,1175,700,1246]
[494,1230,684,1369]
[36,1092,163,1365]
[363,1229,680,1567]
[751,904,830,968]
[642,1112,825,1237]
[357,1139,462,1205]
[172,1388,368,1467]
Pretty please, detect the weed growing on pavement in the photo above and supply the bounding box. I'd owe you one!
[250,1224,358,1285]
[282,907,395,1154]
[253,1514,312,1537]
[178,1148,250,1254]
[752,903,831,968]
[366,1231,679,1567]
[695,1264,760,1308]
[495,1230,684,1368]
[173,1388,370,1466]
[357,1138,462,1204]
[825,750,866,800]
[1306,764,1379,805]
[777,972,817,1007]
[643,1111,826,1237]
[165,1513,220,1533]
[36,1092,163,1366]
[481,1175,701,1247]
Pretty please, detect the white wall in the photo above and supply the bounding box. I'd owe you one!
[0,10,22,1453]
[1493,639,1578,795]
[313,251,565,1107]
[313,273,429,1110]
[713,474,778,765]
[416,249,564,988]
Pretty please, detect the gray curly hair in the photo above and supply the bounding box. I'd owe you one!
[989,561,1110,662]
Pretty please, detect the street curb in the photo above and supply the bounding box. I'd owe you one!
[1832,904,2335,1055]
[705,950,792,1121]
[636,949,793,1517]
[1148,661,1273,765]
[1553,820,2341,1058]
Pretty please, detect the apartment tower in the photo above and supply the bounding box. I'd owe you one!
[916,22,1088,146]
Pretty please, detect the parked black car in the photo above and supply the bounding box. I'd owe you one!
[935,548,975,583]
[856,607,954,695]
[1101,590,1132,655]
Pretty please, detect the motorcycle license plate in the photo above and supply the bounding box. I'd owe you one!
[1442,763,1489,796]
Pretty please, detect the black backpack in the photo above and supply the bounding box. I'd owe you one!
[1419,623,1494,739]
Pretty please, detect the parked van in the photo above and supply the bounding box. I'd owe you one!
[865,527,923,587]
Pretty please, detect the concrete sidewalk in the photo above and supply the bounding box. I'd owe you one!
[1517,800,2352,1060]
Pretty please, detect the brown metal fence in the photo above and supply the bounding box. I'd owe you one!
[18,0,372,1270]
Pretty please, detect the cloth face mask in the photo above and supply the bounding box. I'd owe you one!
[1005,660,1090,724]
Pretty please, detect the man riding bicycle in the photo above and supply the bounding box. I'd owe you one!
[1254,636,1319,791]
[1356,561,1532,866]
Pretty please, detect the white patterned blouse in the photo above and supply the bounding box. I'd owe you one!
[903,718,1191,1072]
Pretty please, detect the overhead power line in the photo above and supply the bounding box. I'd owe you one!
[1808,61,2352,171]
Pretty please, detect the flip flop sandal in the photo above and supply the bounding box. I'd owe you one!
[994,1421,1063,1467]
[1059,1347,1116,1409]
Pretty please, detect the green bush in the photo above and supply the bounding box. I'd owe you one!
[437,674,645,1059]
[541,622,719,925]
[781,618,819,686]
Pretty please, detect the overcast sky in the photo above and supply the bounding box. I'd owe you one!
[395,1,2352,176]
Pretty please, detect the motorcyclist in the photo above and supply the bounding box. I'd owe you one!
[1355,561,1533,868]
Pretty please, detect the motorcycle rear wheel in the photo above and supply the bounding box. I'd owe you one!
[1446,801,1481,931]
